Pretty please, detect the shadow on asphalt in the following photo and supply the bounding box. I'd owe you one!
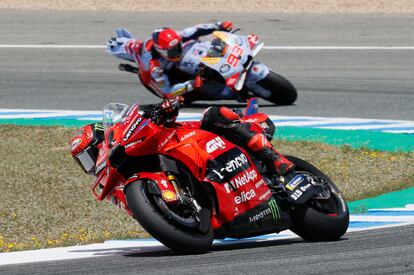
[69,237,349,258]
[126,237,306,257]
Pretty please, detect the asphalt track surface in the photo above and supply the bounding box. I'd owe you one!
[1,225,414,274]
[1,11,414,273]
[0,11,413,120]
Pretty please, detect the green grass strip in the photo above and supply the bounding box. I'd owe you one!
[0,118,95,127]
[1,118,414,152]
[348,186,414,213]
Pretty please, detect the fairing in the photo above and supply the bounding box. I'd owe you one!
[78,102,287,237]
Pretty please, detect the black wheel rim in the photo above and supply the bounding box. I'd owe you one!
[144,183,202,232]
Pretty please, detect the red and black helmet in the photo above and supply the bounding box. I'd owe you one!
[70,123,104,175]
[152,28,183,62]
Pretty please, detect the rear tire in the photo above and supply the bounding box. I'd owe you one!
[286,156,349,241]
[125,180,214,254]
[257,71,297,105]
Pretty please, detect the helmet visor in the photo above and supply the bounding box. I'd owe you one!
[74,146,97,174]
[157,43,183,61]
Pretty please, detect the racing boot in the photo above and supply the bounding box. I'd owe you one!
[201,106,295,178]
[246,133,295,176]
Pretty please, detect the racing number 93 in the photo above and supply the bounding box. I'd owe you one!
[226,45,243,67]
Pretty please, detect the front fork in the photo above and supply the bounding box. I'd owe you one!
[121,171,201,213]
[165,171,202,212]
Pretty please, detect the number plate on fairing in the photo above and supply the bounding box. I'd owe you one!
[284,174,321,205]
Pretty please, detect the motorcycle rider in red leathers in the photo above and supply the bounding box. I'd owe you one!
[107,22,294,177]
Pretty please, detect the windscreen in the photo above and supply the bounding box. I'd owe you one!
[102,103,130,131]
[207,38,228,57]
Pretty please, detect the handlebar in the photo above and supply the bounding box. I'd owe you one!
[146,97,184,125]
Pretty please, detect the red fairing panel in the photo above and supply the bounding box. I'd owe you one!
[203,145,272,228]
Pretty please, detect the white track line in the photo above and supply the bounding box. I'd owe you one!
[1,45,414,50]
[2,109,414,134]
[1,204,414,266]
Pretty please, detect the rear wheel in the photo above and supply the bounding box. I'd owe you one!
[125,179,213,254]
[286,156,349,241]
[257,71,297,105]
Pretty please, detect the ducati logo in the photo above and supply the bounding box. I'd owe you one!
[206,137,226,153]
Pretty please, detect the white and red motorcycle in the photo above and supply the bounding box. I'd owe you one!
[108,29,298,105]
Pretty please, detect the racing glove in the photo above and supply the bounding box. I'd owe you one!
[186,75,203,92]
[192,75,203,90]
[150,97,184,125]
[107,37,119,49]
[216,21,233,32]
[107,36,129,49]
[160,96,184,114]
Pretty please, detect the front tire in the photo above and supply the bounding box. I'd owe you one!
[257,71,297,105]
[125,180,214,253]
[286,156,349,241]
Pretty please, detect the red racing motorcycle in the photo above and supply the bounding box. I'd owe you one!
[70,99,349,253]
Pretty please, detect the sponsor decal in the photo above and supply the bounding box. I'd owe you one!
[94,123,104,131]
[268,199,280,221]
[249,207,272,223]
[206,137,226,153]
[123,117,143,142]
[235,36,244,46]
[285,175,304,191]
[248,34,259,45]
[192,46,209,56]
[219,64,231,74]
[226,75,237,86]
[124,139,143,149]
[226,45,243,67]
[212,153,249,180]
[158,131,176,149]
[169,39,179,47]
[255,179,265,188]
[206,148,251,182]
[234,189,256,204]
[259,189,271,201]
[182,60,196,68]
[162,190,177,202]
[160,179,168,189]
[234,206,239,215]
[71,138,82,151]
[95,161,106,175]
[260,122,268,129]
[180,131,196,141]
[213,121,238,129]
[138,120,149,131]
[224,168,258,193]
[291,189,303,201]
[151,67,164,78]
[301,183,312,192]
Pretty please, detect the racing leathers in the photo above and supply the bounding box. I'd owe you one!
[147,97,295,177]
[107,22,232,98]
[200,106,295,176]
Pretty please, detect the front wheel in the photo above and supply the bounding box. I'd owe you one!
[125,179,214,253]
[286,156,349,241]
[257,71,297,105]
